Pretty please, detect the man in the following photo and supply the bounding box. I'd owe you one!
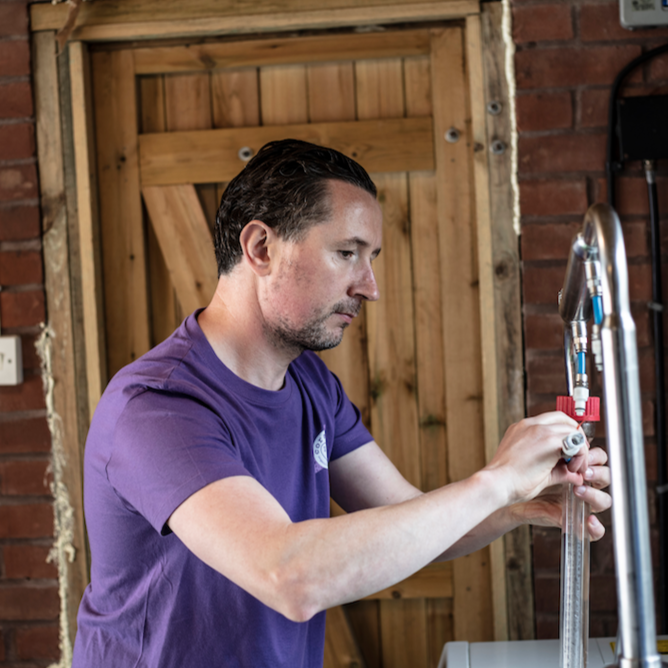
[72,139,610,667]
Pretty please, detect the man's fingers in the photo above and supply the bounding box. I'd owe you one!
[573,485,612,513]
[587,446,608,467]
[525,411,580,428]
[583,463,611,490]
[587,514,606,542]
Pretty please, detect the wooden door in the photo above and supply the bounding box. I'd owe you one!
[89,25,492,667]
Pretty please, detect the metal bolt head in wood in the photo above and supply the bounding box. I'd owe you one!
[490,139,506,155]
[445,127,461,143]
[487,100,502,115]
[238,146,254,162]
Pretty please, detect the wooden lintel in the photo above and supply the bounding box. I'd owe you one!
[362,562,453,601]
[133,30,431,75]
[30,1,479,42]
[139,117,435,186]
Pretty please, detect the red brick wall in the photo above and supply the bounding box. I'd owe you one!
[515,0,668,639]
[0,0,60,665]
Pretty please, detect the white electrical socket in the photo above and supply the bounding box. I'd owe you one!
[0,336,23,386]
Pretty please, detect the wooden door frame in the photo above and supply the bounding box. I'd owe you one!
[30,0,528,656]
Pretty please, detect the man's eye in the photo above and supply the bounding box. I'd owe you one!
[339,250,354,259]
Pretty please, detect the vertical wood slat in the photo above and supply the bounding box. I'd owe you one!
[356,57,427,668]
[430,26,494,643]
[140,75,180,346]
[92,49,150,376]
[211,68,260,129]
[465,13,509,642]
[33,30,89,659]
[479,3,533,640]
[259,64,308,125]
[69,41,108,417]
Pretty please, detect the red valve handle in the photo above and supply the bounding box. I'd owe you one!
[556,395,601,423]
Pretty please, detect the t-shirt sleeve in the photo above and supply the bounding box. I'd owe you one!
[329,371,374,461]
[107,389,250,535]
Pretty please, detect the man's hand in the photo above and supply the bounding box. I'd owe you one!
[508,445,611,541]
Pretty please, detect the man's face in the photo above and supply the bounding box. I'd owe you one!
[261,180,382,354]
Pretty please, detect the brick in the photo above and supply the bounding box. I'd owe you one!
[0,122,35,161]
[0,418,50,454]
[0,503,53,538]
[16,624,59,660]
[590,531,615,575]
[0,289,44,327]
[4,544,57,579]
[521,221,580,261]
[627,262,652,301]
[0,204,40,240]
[533,575,559,613]
[0,250,42,285]
[536,613,559,640]
[0,82,33,119]
[621,220,648,259]
[590,574,618,612]
[519,133,607,174]
[532,527,561,571]
[523,312,563,350]
[522,265,567,305]
[0,39,30,77]
[0,2,29,38]
[526,352,567,395]
[580,2,668,42]
[512,4,573,43]
[515,45,642,89]
[0,585,59,620]
[579,88,610,129]
[0,460,51,496]
[516,91,572,132]
[20,333,42,371]
[519,180,588,217]
[0,375,46,413]
[0,164,38,202]
[595,176,668,216]
[648,52,668,82]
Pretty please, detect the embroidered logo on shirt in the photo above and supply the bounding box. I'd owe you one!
[313,429,328,473]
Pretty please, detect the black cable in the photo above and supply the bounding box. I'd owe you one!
[605,42,668,207]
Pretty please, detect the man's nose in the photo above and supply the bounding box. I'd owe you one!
[350,265,380,302]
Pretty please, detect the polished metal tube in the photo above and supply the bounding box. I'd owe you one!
[561,203,660,668]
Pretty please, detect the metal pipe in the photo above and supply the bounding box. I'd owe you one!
[560,203,660,668]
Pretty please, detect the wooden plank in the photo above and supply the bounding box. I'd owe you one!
[307,62,355,123]
[142,185,218,315]
[430,26,494,643]
[427,598,454,668]
[139,117,435,186]
[211,68,260,128]
[355,59,405,120]
[260,64,308,125]
[30,1,479,41]
[69,40,108,419]
[479,2,532,641]
[33,29,89,660]
[379,600,428,668]
[362,562,453,600]
[324,606,366,668]
[140,75,181,346]
[466,13,508,643]
[347,601,381,668]
[164,72,212,131]
[133,30,431,75]
[92,49,150,376]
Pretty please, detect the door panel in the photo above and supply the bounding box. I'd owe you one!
[91,24,491,666]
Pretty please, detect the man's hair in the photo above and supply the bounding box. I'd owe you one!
[213,139,377,275]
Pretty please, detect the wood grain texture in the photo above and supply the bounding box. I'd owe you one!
[30,1,479,41]
[138,117,435,186]
[142,185,218,315]
[33,30,89,654]
[211,68,260,128]
[324,606,366,668]
[260,64,308,125]
[69,40,108,418]
[133,30,431,75]
[362,562,453,600]
[479,2,532,640]
[92,48,150,376]
[379,599,428,668]
[430,26,493,642]
[139,75,181,346]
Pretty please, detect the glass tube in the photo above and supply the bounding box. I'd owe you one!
[560,483,591,668]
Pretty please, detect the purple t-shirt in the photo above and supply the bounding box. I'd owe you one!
[72,311,372,668]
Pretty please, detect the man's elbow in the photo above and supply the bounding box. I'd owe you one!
[267,563,323,623]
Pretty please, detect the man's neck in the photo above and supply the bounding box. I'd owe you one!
[198,284,298,392]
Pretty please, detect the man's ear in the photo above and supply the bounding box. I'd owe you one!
[239,221,275,276]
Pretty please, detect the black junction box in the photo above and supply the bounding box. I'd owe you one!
[617,94,668,162]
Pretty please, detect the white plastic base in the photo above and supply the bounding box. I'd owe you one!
[0,335,22,386]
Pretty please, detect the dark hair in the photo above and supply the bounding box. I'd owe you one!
[214,139,377,275]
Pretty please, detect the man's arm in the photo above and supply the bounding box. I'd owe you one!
[167,412,592,623]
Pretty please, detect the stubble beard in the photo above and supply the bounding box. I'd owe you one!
[267,299,361,355]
